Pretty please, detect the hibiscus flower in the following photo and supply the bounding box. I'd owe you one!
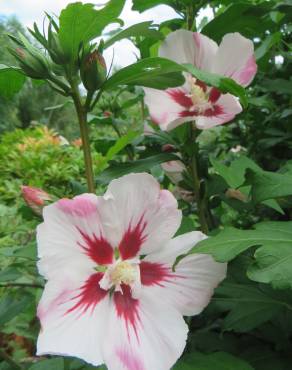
[144,30,257,130]
[36,173,226,370]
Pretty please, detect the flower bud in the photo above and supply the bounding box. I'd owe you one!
[80,49,107,92]
[225,188,248,202]
[47,27,70,65]
[162,144,176,152]
[21,186,51,215]
[9,42,51,80]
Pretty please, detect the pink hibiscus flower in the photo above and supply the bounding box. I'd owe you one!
[144,30,257,130]
[36,173,226,370]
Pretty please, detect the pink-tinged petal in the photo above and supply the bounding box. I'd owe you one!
[213,32,257,87]
[159,30,218,72]
[144,232,227,316]
[103,289,188,370]
[144,87,193,131]
[37,194,115,280]
[37,274,110,366]
[105,173,182,258]
[196,93,242,130]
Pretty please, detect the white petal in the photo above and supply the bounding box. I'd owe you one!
[144,87,192,131]
[159,30,218,72]
[103,288,188,370]
[104,173,182,258]
[195,93,242,130]
[37,194,115,280]
[144,232,227,316]
[37,274,110,366]
[212,32,257,86]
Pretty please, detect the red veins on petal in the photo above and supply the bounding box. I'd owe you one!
[167,89,193,108]
[140,261,173,286]
[66,272,108,315]
[114,285,141,340]
[119,217,147,260]
[77,228,114,265]
[203,104,224,117]
[208,87,221,103]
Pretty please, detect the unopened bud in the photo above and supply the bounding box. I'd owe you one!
[9,45,51,80]
[21,186,51,215]
[225,188,248,202]
[80,49,107,91]
[162,144,176,152]
[48,28,69,65]
[162,160,186,185]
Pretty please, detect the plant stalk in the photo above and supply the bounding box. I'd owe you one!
[187,123,210,234]
[71,85,95,193]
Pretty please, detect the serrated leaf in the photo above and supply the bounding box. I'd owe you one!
[59,0,125,60]
[0,65,26,98]
[182,221,292,289]
[247,169,292,203]
[0,267,22,282]
[214,283,284,332]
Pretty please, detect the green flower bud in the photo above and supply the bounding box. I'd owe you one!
[80,49,107,92]
[8,34,51,80]
[47,28,70,65]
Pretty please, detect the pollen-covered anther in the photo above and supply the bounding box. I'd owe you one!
[187,77,212,113]
[110,261,137,286]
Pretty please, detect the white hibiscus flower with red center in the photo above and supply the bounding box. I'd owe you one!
[36,173,226,370]
[144,30,257,130]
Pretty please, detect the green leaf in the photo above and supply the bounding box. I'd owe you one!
[211,156,260,189]
[132,0,173,12]
[202,2,271,42]
[183,221,292,289]
[0,267,21,282]
[101,57,185,91]
[183,64,248,108]
[261,78,292,95]
[0,65,26,99]
[174,351,254,370]
[29,358,64,370]
[255,32,281,60]
[247,169,292,203]
[59,0,125,60]
[104,21,164,49]
[214,282,283,332]
[0,293,31,327]
[96,153,178,184]
[105,131,138,161]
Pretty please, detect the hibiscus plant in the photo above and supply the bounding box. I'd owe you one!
[0,1,291,370]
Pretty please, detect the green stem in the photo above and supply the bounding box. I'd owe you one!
[187,123,209,234]
[0,349,23,370]
[71,84,95,193]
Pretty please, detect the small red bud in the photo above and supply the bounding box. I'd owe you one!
[162,144,176,152]
[21,186,51,215]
